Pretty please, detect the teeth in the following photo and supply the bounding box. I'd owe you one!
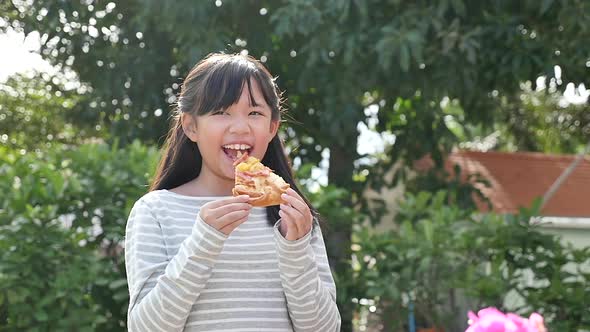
[223,144,251,150]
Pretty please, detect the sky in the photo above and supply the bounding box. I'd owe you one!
[0,28,53,81]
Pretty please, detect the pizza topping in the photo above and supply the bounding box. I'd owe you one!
[236,173,256,185]
[243,168,271,177]
[235,156,265,172]
[232,150,250,166]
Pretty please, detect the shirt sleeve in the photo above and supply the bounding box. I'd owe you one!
[124,198,228,331]
[273,220,342,332]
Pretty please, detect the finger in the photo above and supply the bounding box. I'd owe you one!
[215,209,250,228]
[211,202,252,217]
[203,202,250,223]
[281,192,310,216]
[282,190,313,232]
[285,188,305,200]
[278,211,298,240]
[282,201,313,234]
[207,195,250,209]
[283,188,302,202]
[220,215,248,234]
[280,203,305,235]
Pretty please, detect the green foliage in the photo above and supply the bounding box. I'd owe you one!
[495,80,590,153]
[352,191,590,331]
[0,141,159,331]
[353,191,478,330]
[383,96,459,170]
[0,74,85,150]
[0,205,106,331]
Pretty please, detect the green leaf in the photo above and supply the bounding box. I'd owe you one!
[422,220,434,244]
[34,310,49,322]
[450,0,466,16]
[529,197,543,216]
[109,278,129,290]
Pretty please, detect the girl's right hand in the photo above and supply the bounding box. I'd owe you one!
[199,195,252,235]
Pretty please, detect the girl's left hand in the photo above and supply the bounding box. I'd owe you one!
[278,188,313,241]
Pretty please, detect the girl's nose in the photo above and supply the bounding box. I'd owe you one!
[228,118,251,135]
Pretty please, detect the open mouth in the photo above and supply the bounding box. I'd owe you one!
[222,144,252,161]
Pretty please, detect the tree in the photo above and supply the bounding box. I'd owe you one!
[0,73,87,150]
[495,79,590,153]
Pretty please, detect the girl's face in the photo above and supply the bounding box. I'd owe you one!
[184,79,279,187]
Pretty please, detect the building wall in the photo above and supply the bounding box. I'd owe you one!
[537,217,590,251]
[504,218,590,315]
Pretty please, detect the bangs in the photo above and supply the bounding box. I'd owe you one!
[196,57,279,117]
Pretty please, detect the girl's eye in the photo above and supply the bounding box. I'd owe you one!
[212,110,228,116]
[249,111,264,116]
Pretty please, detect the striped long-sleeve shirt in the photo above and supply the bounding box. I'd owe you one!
[124,189,341,331]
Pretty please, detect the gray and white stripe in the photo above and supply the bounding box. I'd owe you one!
[124,189,340,331]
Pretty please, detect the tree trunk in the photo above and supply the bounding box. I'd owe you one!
[327,139,357,332]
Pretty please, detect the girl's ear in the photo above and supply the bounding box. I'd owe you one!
[181,114,198,142]
[269,119,280,140]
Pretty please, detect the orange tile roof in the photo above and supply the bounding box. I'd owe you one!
[444,150,590,217]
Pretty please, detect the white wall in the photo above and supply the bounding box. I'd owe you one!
[536,217,590,250]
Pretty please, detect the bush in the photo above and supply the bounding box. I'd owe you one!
[0,141,159,331]
[2,142,588,332]
[352,190,590,331]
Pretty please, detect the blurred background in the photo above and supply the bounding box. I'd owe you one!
[1,1,589,331]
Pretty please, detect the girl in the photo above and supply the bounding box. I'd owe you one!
[124,53,341,331]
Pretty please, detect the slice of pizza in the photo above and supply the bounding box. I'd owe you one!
[232,152,290,207]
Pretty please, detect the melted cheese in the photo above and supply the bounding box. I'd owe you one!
[252,175,267,190]
[236,156,265,172]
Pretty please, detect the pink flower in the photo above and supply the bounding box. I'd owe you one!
[529,313,547,332]
[466,307,547,332]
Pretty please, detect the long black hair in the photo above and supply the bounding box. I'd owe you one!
[149,53,319,226]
